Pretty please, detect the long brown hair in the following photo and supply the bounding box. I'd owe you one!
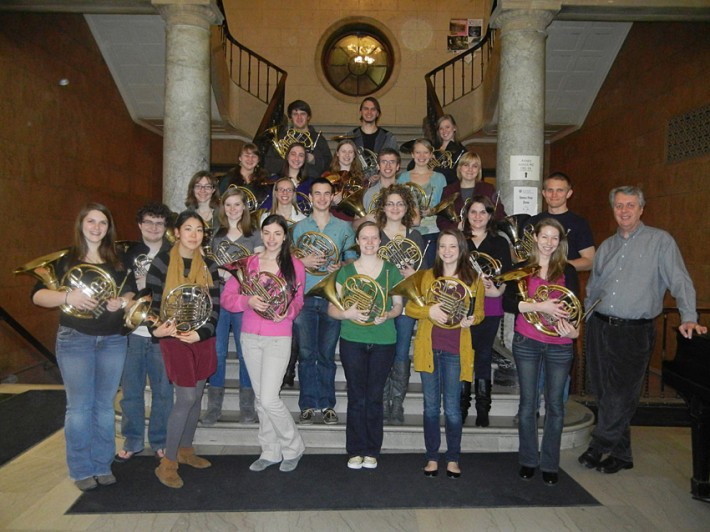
[184,170,220,209]
[328,139,364,183]
[432,229,475,285]
[527,218,569,282]
[374,184,417,229]
[215,187,254,238]
[71,203,123,269]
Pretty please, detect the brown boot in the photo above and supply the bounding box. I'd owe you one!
[155,457,183,489]
[177,447,212,469]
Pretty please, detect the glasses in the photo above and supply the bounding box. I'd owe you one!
[379,160,398,166]
[141,220,165,228]
[385,202,406,208]
[194,184,214,191]
[276,187,295,193]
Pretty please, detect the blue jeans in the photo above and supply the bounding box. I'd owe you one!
[420,350,463,463]
[513,332,573,472]
[211,309,251,388]
[56,326,127,481]
[119,334,173,452]
[294,296,340,410]
[394,314,415,364]
[340,338,396,457]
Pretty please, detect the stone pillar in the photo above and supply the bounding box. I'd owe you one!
[492,9,555,215]
[154,0,222,212]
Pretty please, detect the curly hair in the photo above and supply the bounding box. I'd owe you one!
[373,184,417,228]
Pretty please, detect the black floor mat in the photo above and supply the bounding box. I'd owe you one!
[68,452,599,514]
[0,390,65,466]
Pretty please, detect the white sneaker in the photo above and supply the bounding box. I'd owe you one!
[363,456,378,469]
[347,456,364,470]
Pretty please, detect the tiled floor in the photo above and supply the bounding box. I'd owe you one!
[0,384,708,531]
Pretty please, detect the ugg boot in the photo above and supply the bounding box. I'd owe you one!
[239,386,258,424]
[474,379,492,427]
[460,381,472,424]
[177,446,212,469]
[390,361,411,425]
[199,386,224,427]
[155,457,183,488]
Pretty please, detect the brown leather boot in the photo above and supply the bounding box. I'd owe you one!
[177,447,212,469]
[155,457,183,488]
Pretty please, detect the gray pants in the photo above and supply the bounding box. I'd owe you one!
[586,315,655,462]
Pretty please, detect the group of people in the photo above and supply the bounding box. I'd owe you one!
[25,98,706,493]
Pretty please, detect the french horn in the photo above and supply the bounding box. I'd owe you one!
[428,148,464,170]
[377,236,424,271]
[266,126,315,158]
[516,278,583,337]
[358,147,379,180]
[497,215,534,263]
[124,284,212,333]
[14,249,120,319]
[403,182,431,214]
[306,271,386,325]
[295,191,312,218]
[222,258,297,321]
[292,231,340,276]
[425,276,475,329]
[468,251,502,278]
[430,192,462,223]
[206,239,252,267]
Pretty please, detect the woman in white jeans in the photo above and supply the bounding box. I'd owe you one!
[221,214,306,472]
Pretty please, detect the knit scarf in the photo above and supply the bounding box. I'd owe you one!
[160,244,212,314]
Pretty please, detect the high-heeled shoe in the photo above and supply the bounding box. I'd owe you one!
[423,461,439,477]
[446,462,461,479]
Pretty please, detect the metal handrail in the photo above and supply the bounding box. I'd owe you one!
[423,2,497,137]
[216,0,287,137]
[0,306,58,381]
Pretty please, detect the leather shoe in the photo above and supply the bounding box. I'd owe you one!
[578,447,603,469]
[519,466,535,480]
[542,471,559,485]
[597,456,633,474]
[423,461,439,477]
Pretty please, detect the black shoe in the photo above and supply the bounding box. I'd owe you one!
[446,463,461,478]
[597,456,633,474]
[281,371,295,388]
[424,461,439,477]
[542,471,559,485]
[578,447,603,469]
[519,466,535,480]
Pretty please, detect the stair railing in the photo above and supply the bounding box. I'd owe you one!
[216,0,287,138]
[423,3,497,138]
[0,306,59,383]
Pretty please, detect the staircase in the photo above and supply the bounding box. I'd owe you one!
[117,338,594,454]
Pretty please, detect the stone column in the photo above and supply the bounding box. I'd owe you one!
[154,0,222,212]
[492,9,555,215]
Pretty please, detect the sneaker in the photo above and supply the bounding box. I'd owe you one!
[95,473,117,486]
[74,477,98,491]
[362,456,378,469]
[322,408,339,425]
[347,456,364,470]
[299,408,315,424]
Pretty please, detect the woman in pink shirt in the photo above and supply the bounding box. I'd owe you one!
[221,214,306,472]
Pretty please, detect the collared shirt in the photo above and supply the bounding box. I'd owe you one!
[291,214,357,292]
[585,222,698,322]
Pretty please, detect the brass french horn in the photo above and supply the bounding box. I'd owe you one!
[468,251,502,278]
[516,278,583,337]
[206,239,252,266]
[497,215,534,263]
[377,236,424,271]
[14,249,120,319]
[292,231,340,276]
[222,258,297,321]
[306,271,386,325]
[403,182,431,214]
[265,126,315,158]
[425,276,475,329]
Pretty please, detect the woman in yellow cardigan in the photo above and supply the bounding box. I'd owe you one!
[406,228,484,479]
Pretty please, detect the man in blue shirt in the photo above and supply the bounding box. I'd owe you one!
[292,178,356,425]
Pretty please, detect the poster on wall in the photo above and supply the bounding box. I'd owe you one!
[510,155,541,182]
[513,186,539,215]
[448,18,483,53]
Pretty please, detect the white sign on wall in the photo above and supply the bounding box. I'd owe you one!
[510,155,540,182]
[513,186,539,215]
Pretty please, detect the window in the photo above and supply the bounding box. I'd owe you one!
[321,24,394,97]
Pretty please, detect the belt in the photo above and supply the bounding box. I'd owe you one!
[593,312,653,326]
